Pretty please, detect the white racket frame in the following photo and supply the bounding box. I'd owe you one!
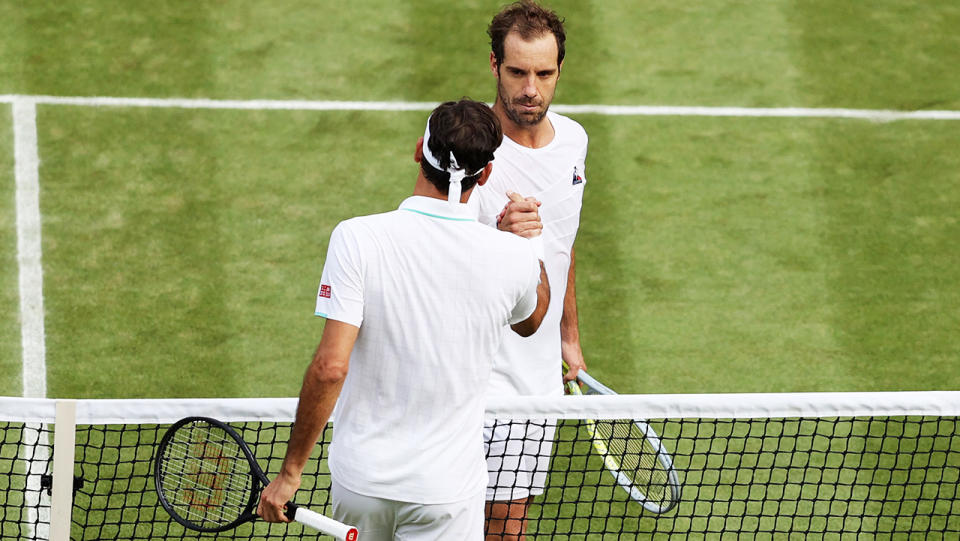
[567,370,681,514]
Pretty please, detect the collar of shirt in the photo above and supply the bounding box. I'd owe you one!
[398,196,477,222]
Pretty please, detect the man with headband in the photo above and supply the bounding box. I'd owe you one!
[258,98,550,541]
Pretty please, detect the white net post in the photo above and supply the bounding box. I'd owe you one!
[50,400,77,541]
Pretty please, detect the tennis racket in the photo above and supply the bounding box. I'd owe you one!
[566,367,681,514]
[154,416,358,540]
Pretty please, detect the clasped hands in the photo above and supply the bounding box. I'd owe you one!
[497,191,542,238]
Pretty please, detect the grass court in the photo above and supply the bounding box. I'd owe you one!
[1,2,959,536]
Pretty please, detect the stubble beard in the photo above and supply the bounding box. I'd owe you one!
[498,80,550,128]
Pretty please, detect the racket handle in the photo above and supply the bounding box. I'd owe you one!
[285,502,359,541]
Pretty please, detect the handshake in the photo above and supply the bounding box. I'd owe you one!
[498,191,544,260]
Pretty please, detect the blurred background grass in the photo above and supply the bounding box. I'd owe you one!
[0,105,18,394]
[3,1,959,108]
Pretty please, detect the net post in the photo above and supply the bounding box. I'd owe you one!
[50,399,77,541]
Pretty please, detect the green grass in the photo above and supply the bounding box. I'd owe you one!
[4,2,959,109]
[790,1,960,110]
[37,106,420,398]
[0,104,20,396]
[577,115,960,393]
[2,2,960,536]
[31,107,960,397]
[0,2,957,398]
[815,120,960,390]
[0,1,488,102]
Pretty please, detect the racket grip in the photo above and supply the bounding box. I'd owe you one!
[286,502,359,540]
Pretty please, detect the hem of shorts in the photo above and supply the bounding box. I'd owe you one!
[331,471,487,506]
[484,487,546,502]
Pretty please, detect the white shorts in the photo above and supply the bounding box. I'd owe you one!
[331,479,484,541]
[483,419,556,501]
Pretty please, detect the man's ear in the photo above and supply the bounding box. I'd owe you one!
[476,162,494,187]
[414,136,424,163]
[490,51,499,78]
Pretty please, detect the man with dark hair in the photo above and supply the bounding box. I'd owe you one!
[471,2,590,539]
[419,98,505,197]
[258,99,550,540]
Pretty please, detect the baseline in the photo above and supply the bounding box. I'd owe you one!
[0,94,958,121]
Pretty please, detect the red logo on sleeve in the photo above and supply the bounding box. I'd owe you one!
[319,284,332,298]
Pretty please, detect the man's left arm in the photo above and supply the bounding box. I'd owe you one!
[561,247,586,382]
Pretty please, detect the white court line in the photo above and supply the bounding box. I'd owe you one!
[1,93,959,120]
[12,96,50,540]
[12,97,47,399]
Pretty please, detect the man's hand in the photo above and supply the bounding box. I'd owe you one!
[561,339,586,383]
[498,191,542,238]
[257,471,300,523]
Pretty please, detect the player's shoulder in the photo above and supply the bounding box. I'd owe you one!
[548,111,588,145]
[333,209,399,239]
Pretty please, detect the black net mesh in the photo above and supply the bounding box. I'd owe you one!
[1,411,959,539]
[0,422,52,540]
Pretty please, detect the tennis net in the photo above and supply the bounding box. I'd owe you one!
[1,392,958,539]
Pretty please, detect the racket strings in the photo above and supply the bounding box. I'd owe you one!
[579,383,675,507]
[158,421,254,527]
[592,419,673,504]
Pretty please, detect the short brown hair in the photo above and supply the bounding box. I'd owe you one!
[488,0,566,69]
[421,99,503,194]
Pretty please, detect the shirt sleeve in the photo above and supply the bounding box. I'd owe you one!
[470,184,506,229]
[507,245,542,325]
[578,128,589,185]
[315,221,364,328]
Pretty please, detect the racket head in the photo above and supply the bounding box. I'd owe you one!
[567,368,682,514]
[154,416,265,532]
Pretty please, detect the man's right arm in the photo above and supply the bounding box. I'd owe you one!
[510,260,550,337]
[497,191,549,336]
[257,319,359,522]
[258,221,363,523]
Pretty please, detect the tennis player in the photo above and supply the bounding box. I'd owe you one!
[470,2,590,539]
[257,99,550,541]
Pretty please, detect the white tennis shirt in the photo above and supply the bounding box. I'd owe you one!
[315,195,541,504]
[469,111,588,397]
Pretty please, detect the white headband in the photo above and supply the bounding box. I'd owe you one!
[422,115,487,205]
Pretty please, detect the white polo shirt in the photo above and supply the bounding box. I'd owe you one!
[469,111,588,397]
[315,195,541,504]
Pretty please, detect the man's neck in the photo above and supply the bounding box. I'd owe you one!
[493,100,555,149]
[412,173,471,203]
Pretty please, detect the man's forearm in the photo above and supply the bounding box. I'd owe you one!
[560,248,580,345]
[511,260,551,337]
[280,320,357,478]
[259,320,358,523]
[281,354,346,477]
[560,248,586,379]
